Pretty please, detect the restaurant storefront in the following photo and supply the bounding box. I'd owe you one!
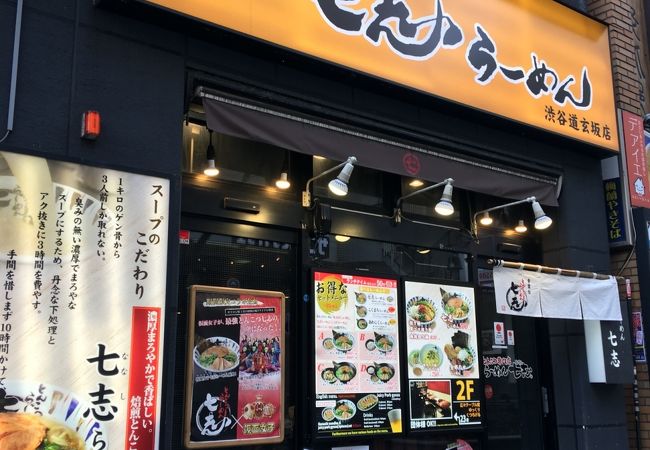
[0,0,632,449]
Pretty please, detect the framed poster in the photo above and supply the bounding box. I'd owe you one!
[313,272,403,438]
[0,150,169,450]
[403,281,482,431]
[184,286,285,448]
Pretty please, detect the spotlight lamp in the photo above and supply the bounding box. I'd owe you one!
[472,196,553,241]
[203,129,219,177]
[275,151,291,189]
[393,178,454,224]
[302,156,357,208]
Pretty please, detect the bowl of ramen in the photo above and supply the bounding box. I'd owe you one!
[0,380,109,450]
[321,368,337,384]
[332,330,354,352]
[419,344,443,369]
[356,305,367,317]
[357,319,368,330]
[333,362,357,383]
[194,337,240,373]
[440,289,471,323]
[407,297,436,326]
[321,407,335,422]
[374,333,394,353]
[357,394,379,411]
[355,292,367,304]
[333,399,356,422]
[366,363,395,383]
[443,344,476,375]
[365,340,376,351]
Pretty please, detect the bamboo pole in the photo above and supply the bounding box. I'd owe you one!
[486,259,624,281]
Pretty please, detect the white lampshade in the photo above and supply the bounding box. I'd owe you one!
[532,201,552,230]
[434,182,454,216]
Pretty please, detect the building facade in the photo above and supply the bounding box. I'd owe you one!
[0,1,647,449]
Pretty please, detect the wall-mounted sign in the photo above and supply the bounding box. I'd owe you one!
[603,178,628,245]
[0,150,169,450]
[313,272,402,438]
[622,111,650,207]
[403,281,481,431]
[585,301,634,384]
[142,0,618,151]
[184,286,285,448]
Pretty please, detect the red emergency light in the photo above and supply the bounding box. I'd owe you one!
[81,110,101,140]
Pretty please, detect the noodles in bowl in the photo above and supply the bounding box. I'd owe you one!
[0,413,85,449]
[194,337,240,373]
[0,380,109,450]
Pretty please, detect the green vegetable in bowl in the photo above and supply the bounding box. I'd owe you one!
[199,354,218,367]
[223,353,237,363]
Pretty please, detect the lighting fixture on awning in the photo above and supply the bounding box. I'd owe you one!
[409,179,424,187]
[334,235,351,243]
[302,156,358,208]
[203,129,219,177]
[472,196,552,241]
[514,220,528,233]
[275,151,291,189]
[393,178,454,224]
[417,248,431,254]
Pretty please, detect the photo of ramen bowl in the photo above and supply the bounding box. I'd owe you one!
[355,292,367,304]
[0,380,109,450]
[419,344,443,369]
[440,289,471,323]
[193,337,240,373]
[332,330,354,352]
[366,363,395,382]
[356,305,367,317]
[333,399,357,422]
[407,297,436,325]
[333,362,357,383]
[365,340,376,351]
[357,318,368,330]
[373,332,394,353]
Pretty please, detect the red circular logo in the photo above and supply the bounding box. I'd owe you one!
[402,152,421,176]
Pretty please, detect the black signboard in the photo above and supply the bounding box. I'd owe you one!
[600,301,634,384]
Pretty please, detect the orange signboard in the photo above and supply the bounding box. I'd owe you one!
[145,0,619,151]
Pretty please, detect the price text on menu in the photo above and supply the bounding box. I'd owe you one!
[313,272,403,438]
[403,281,482,431]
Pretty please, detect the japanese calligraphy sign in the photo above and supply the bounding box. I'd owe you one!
[141,0,618,151]
[313,272,402,438]
[403,281,481,431]
[603,178,627,245]
[184,286,285,448]
[622,111,650,207]
[585,301,633,384]
[0,150,169,450]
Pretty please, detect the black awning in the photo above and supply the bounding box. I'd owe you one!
[200,89,559,206]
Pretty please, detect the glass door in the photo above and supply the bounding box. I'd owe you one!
[475,258,547,450]
[172,220,300,450]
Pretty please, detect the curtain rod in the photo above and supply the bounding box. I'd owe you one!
[487,259,624,281]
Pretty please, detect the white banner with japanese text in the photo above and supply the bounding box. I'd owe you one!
[0,151,169,450]
[493,265,621,321]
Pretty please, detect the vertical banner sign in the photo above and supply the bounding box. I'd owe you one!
[622,111,650,207]
[314,272,402,438]
[0,150,168,450]
[184,286,285,448]
[603,178,627,244]
[403,281,481,431]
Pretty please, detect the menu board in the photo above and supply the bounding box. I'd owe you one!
[0,151,169,450]
[184,286,285,448]
[403,281,482,430]
[314,272,402,438]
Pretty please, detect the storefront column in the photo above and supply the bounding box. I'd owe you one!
[542,159,628,449]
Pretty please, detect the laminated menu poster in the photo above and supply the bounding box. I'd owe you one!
[403,281,482,431]
[0,151,169,450]
[184,286,285,448]
[314,272,402,438]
